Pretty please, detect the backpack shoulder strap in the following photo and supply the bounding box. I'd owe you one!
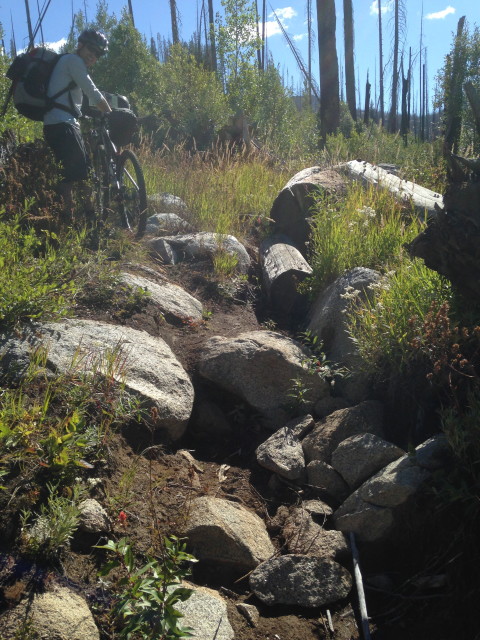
[46,54,78,117]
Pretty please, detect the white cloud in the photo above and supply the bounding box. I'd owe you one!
[269,7,297,21]
[369,0,394,16]
[18,38,67,55]
[263,20,283,38]
[293,33,307,41]
[44,38,67,52]
[425,6,456,19]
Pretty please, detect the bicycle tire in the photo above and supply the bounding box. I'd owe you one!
[92,143,110,222]
[116,149,148,237]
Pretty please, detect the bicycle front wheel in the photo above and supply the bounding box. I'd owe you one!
[116,149,148,237]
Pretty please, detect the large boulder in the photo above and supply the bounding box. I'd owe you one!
[183,496,275,570]
[306,459,350,502]
[176,583,234,640]
[302,401,384,463]
[333,452,431,542]
[147,232,251,274]
[199,331,330,426]
[0,319,194,440]
[148,192,188,213]
[331,433,405,490]
[120,272,203,325]
[249,555,352,607]
[283,507,349,561]
[255,415,314,480]
[307,267,381,402]
[145,212,191,236]
[0,585,99,640]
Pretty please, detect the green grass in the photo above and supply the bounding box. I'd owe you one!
[307,182,428,294]
[140,143,290,239]
[347,260,452,377]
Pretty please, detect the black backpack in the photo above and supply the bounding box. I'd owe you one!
[4,48,76,121]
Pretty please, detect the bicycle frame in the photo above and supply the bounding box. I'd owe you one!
[82,114,148,236]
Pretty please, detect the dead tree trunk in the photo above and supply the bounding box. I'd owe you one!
[260,235,313,319]
[364,75,371,125]
[317,0,340,142]
[170,0,179,44]
[339,160,443,218]
[270,167,347,253]
[388,0,399,132]
[343,0,357,121]
[444,16,466,153]
[208,0,217,71]
[406,83,480,299]
[378,0,385,126]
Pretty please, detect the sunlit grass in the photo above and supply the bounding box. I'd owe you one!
[348,260,452,376]
[307,182,428,294]
[139,142,292,239]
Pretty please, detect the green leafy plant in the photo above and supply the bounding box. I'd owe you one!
[20,481,86,561]
[0,214,80,328]
[0,343,142,484]
[347,261,452,378]
[96,536,197,639]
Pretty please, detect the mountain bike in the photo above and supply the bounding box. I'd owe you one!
[83,111,148,237]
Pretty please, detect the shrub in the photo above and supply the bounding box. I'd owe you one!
[97,536,197,639]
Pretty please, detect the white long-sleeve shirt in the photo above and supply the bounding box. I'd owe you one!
[44,53,103,126]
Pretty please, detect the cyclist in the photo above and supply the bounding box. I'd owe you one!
[43,29,112,222]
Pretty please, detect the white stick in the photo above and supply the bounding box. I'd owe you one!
[349,532,372,640]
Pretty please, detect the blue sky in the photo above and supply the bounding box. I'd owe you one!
[0,1,477,110]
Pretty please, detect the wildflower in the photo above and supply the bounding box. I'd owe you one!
[118,511,128,526]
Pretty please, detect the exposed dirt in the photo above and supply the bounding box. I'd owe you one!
[0,142,475,639]
[1,250,475,640]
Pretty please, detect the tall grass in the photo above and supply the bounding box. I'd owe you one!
[307,182,427,294]
[139,142,293,239]
[348,261,452,377]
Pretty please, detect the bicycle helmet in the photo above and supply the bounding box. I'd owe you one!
[78,30,108,56]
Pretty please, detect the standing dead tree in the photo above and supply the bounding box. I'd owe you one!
[388,0,400,132]
[343,0,357,121]
[406,83,480,299]
[444,16,467,153]
[170,0,180,44]
[378,0,385,126]
[317,0,340,142]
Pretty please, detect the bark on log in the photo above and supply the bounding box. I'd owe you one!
[270,167,347,252]
[405,181,480,298]
[337,160,444,218]
[260,234,313,318]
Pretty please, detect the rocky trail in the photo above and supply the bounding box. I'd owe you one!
[0,164,463,640]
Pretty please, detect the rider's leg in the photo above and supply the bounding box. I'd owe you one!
[55,181,75,223]
[44,122,89,226]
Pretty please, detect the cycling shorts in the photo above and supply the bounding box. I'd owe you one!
[43,122,89,182]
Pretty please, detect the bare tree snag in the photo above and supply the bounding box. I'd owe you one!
[406,82,480,298]
[260,235,313,317]
[317,0,340,141]
[464,82,480,136]
[338,160,443,218]
[343,0,357,121]
[270,167,347,252]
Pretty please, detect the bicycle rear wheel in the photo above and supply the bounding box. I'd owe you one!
[116,149,148,237]
[92,143,110,222]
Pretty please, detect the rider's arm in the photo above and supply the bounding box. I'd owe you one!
[67,55,110,112]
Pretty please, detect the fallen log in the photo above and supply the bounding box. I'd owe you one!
[269,167,347,252]
[338,159,444,218]
[260,234,313,318]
